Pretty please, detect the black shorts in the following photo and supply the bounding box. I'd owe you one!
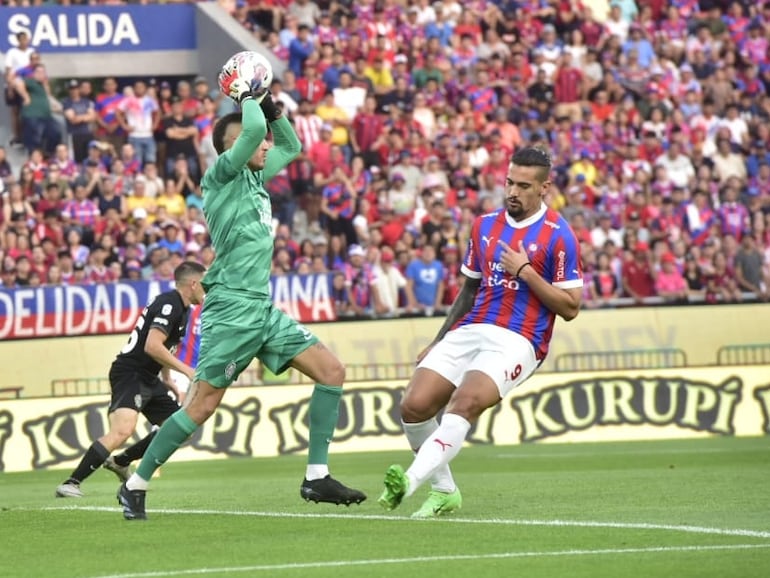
[108,365,179,425]
[4,85,20,106]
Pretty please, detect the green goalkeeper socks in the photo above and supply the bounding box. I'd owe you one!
[135,409,198,481]
[307,384,342,466]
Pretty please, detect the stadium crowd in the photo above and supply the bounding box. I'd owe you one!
[2,0,770,317]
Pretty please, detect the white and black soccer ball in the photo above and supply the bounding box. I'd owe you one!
[218,50,273,103]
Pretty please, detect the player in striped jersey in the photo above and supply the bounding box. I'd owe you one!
[379,147,583,517]
[167,302,202,404]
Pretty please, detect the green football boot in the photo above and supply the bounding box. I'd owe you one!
[378,464,409,511]
[411,488,462,518]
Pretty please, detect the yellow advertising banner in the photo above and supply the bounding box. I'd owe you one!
[1,366,769,473]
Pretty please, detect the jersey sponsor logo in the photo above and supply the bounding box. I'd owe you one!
[482,235,495,248]
[556,250,566,281]
[161,304,173,315]
[153,317,168,326]
[544,219,560,229]
[225,360,236,380]
[487,260,520,290]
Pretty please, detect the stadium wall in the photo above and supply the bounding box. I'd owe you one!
[1,365,768,472]
[0,303,766,398]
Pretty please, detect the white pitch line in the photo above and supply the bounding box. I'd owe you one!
[87,544,770,578]
[40,506,770,540]
[496,448,733,458]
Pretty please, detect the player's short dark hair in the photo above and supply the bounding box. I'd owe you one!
[212,112,242,155]
[174,261,206,283]
[511,147,552,182]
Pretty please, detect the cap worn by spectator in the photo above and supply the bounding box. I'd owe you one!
[381,247,395,262]
[661,252,676,264]
[634,241,649,253]
[191,223,207,235]
[68,79,79,89]
[321,123,333,132]
[161,220,179,230]
[194,75,207,85]
[312,235,328,246]
[629,210,641,221]
[348,244,365,257]
[74,262,86,271]
[133,208,148,221]
[391,172,405,182]
[394,54,408,64]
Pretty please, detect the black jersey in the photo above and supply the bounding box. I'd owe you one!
[112,289,190,377]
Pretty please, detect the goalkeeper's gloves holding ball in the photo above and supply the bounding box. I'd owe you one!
[229,77,269,105]
[260,91,282,122]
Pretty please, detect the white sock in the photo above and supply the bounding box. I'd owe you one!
[405,413,470,498]
[403,419,456,493]
[126,472,149,491]
[305,464,329,481]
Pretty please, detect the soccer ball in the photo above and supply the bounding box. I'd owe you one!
[218,50,273,103]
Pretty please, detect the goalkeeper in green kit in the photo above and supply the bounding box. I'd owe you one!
[118,56,366,520]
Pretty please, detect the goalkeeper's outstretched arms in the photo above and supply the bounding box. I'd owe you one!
[261,93,302,182]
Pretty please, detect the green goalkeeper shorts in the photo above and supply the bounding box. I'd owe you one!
[194,287,319,388]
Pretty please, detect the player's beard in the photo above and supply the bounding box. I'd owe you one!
[506,198,525,220]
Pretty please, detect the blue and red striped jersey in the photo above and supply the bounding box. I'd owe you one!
[457,205,583,360]
[175,304,202,368]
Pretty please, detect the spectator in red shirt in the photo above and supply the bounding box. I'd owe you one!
[622,241,656,302]
[296,63,327,105]
[553,52,584,121]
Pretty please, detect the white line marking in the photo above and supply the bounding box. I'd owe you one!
[87,544,770,578]
[39,506,770,539]
[496,448,733,459]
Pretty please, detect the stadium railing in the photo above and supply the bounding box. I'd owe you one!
[0,387,24,399]
[552,349,689,372]
[716,344,770,366]
[51,378,111,397]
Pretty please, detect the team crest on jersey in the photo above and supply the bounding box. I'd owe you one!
[528,243,538,253]
[225,360,237,380]
[162,304,173,315]
[134,394,142,409]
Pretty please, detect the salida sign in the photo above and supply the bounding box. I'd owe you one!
[2,369,769,473]
[0,5,196,53]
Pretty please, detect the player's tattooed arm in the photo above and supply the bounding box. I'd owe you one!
[434,276,481,343]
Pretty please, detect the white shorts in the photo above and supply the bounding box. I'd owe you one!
[419,324,539,397]
[168,369,191,393]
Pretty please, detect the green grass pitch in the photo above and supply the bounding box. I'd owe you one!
[1,437,769,578]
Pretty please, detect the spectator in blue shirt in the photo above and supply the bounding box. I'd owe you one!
[405,244,445,312]
[622,26,655,68]
[289,25,315,77]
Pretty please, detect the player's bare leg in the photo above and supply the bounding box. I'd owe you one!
[291,343,366,505]
[381,370,497,512]
[56,408,139,497]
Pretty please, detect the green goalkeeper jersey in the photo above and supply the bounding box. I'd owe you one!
[200,100,301,296]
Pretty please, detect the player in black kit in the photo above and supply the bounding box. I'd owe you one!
[55,262,206,498]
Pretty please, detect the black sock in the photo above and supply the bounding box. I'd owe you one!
[113,430,158,467]
[65,441,110,485]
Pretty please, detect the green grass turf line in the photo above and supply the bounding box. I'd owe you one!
[0,437,768,578]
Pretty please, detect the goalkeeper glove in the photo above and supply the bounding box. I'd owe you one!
[260,91,282,122]
[228,77,269,105]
